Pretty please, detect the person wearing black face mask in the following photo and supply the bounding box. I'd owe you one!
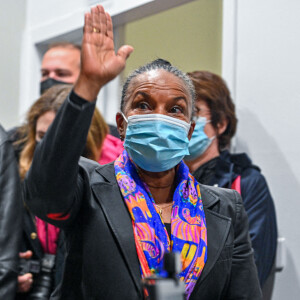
[40,78,69,95]
[39,42,120,138]
[39,42,81,94]
[8,42,82,159]
[9,42,121,160]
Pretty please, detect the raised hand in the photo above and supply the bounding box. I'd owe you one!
[74,5,134,101]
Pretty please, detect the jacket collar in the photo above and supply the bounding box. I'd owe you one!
[95,162,116,183]
[200,183,220,208]
[93,164,231,297]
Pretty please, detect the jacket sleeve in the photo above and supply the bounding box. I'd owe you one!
[23,91,96,228]
[0,125,22,300]
[227,190,262,300]
[241,170,278,286]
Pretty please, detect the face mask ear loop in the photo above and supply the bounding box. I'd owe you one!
[210,135,216,142]
[121,112,128,123]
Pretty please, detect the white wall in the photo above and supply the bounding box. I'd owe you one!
[223,1,300,299]
[0,0,26,129]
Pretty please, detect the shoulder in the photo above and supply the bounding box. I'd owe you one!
[239,162,271,200]
[227,151,269,191]
[200,184,243,220]
[78,158,115,185]
[241,165,265,183]
[200,183,241,204]
[226,151,261,173]
[79,156,101,173]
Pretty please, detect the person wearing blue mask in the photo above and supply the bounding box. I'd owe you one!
[185,71,277,298]
[24,5,261,300]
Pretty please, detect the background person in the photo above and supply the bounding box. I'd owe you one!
[24,5,262,299]
[0,124,22,300]
[40,42,81,94]
[185,70,277,291]
[16,84,109,299]
[40,41,120,139]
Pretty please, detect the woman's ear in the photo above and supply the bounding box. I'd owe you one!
[188,121,196,140]
[116,113,126,141]
[217,118,228,135]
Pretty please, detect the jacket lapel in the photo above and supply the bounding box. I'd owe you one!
[91,164,142,296]
[195,185,231,286]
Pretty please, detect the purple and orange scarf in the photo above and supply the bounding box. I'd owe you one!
[114,150,207,299]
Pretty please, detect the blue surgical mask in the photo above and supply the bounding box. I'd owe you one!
[185,117,215,161]
[123,113,191,172]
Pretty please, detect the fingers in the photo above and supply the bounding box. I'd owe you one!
[106,12,113,40]
[97,5,107,35]
[84,12,93,33]
[18,273,33,293]
[90,5,108,35]
[19,250,33,259]
[117,45,134,61]
[91,6,100,33]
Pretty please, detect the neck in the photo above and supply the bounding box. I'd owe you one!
[137,167,176,205]
[185,139,220,173]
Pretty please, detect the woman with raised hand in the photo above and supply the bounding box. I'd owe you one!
[24,5,261,299]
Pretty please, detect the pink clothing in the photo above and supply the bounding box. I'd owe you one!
[231,175,241,194]
[99,134,124,165]
[35,217,60,254]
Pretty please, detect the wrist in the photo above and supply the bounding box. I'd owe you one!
[73,74,104,102]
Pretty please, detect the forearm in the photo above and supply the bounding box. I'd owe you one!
[24,91,95,223]
[25,3,133,225]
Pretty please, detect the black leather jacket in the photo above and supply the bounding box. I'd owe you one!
[0,125,22,300]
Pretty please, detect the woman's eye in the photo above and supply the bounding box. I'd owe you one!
[170,106,183,114]
[137,102,149,110]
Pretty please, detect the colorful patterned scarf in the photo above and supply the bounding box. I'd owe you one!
[114,150,207,299]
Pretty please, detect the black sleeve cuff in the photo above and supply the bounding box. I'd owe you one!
[69,90,96,107]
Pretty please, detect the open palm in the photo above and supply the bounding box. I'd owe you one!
[80,5,133,88]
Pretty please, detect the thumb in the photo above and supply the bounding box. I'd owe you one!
[117,45,134,61]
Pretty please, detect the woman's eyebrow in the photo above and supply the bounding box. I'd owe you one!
[133,91,149,99]
[173,96,187,104]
